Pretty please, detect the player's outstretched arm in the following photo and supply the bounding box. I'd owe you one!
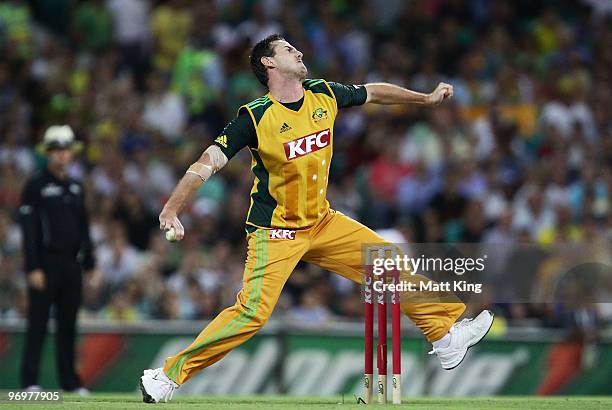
[159,145,228,241]
[364,82,453,106]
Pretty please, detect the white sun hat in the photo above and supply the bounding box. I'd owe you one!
[38,125,83,153]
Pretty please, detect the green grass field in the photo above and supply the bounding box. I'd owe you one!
[2,394,612,409]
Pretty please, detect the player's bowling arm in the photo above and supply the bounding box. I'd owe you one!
[364,82,453,105]
[158,173,198,241]
[159,146,228,240]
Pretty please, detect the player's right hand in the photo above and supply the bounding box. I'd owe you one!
[159,210,185,241]
[27,269,46,290]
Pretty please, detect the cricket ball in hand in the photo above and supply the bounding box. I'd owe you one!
[165,227,177,242]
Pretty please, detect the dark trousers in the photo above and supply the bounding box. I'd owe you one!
[21,255,83,390]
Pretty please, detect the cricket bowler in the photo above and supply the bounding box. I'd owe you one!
[140,34,494,403]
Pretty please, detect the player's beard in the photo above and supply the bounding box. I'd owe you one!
[296,63,307,81]
[278,61,307,82]
[285,62,307,81]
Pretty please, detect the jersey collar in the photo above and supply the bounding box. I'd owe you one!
[267,89,308,116]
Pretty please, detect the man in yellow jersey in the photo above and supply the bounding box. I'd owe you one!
[140,34,494,403]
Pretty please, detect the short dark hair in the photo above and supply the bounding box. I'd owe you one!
[250,34,285,87]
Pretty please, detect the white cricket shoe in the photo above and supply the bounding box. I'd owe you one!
[139,368,178,403]
[66,387,90,396]
[429,310,494,370]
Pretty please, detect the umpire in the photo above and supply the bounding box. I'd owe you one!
[19,125,98,392]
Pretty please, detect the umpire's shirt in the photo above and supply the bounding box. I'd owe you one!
[19,169,94,276]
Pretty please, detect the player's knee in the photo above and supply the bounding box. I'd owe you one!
[237,300,272,327]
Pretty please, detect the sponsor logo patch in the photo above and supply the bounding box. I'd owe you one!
[19,205,33,215]
[269,229,296,240]
[280,122,292,133]
[69,184,81,195]
[41,184,63,197]
[215,135,228,148]
[283,129,330,160]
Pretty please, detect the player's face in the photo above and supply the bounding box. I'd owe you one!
[270,40,307,80]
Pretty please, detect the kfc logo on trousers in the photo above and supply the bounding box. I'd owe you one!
[270,229,296,240]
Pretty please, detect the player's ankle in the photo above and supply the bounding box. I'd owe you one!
[432,332,451,349]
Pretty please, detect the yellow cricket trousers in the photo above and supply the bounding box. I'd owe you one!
[164,209,465,384]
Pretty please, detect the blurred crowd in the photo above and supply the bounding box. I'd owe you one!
[0,0,611,328]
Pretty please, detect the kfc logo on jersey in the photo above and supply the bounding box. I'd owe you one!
[269,229,296,240]
[283,129,330,160]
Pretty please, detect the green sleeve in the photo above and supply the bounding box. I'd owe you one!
[328,82,367,109]
[213,112,257,160]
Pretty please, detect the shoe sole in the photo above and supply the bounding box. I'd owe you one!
[139,378,156,404]
[444,310,495,371]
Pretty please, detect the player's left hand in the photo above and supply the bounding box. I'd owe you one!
[85,269,102,289]
[426,82,453,105]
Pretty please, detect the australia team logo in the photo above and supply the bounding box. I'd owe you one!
[312,107,328,122]
[283,129,330,160]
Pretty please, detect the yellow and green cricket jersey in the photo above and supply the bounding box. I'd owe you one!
[213,79,367,230]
